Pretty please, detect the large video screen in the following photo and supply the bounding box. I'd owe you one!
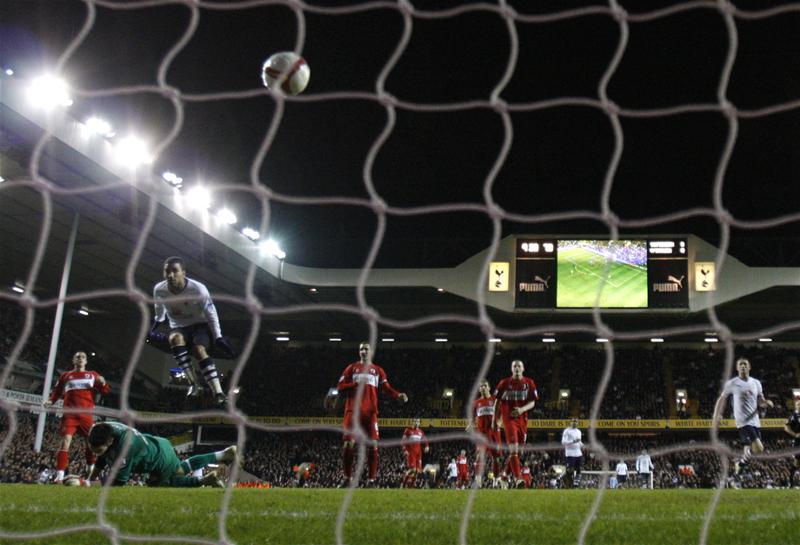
[556,240,648,308]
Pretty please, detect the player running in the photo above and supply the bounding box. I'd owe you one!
[466,379,503,488]
[401,418,429,488]
[149,256,235,406]
[713,357,774,476]
[784,394,800,487]
[87,422,238,487]
[43,351,110,483]
[336,342,407,486]
[493,359,539,488]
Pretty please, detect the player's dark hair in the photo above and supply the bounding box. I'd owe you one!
[88,423,114,447]
[163,256,185,270]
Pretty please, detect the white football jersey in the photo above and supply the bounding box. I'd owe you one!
[561,427,583,457]
[153,278,222,338]
[723,376,763,428]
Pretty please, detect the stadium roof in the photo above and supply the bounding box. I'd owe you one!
[2,2,800,347]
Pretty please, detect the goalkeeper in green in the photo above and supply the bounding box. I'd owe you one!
[87,422,238,487]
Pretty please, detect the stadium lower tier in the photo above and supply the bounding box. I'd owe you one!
[2,413,798,489]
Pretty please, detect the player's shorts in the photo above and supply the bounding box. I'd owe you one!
[342,411,379,442]
[737,425,761,446]
[476,428,502,457]
[170,322,212,350]
[143,435,182,486]
[60,414,94,437]
[566,455,583,470]
[406,453,422,471]
[502,417,528,446]
[457,467,469,480]
[617,475,627,484]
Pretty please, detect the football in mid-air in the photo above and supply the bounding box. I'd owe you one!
[63,475,90,487]
[261,51,310,96]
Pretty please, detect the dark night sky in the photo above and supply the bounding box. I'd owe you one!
[2,0,800,268]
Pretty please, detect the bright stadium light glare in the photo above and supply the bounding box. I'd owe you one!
[242,227,260,241]
[26,75,72,109]
[259,239,286,259]
[0,176,5,183]
[275,336,290,342]
[329,337,342,342]
[161,171,183,186]
[78,308,89,316]
[650,338,664,343]
[186,186,212,210]
[758,337,773,342]
[84,116,113,137]
[542,338,556,343]
[596,338,609,343]
[704,337,719,343]
[4,69,13,76]
[489,338,501,343]
[114,136,152,166]
[381,338,395,342]
[435,338,448,343]
[436,288,445,292]
[215,208,237,225]
[309,288,317,292]
[11,284,24,294]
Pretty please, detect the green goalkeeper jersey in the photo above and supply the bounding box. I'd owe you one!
[96,422,181,486]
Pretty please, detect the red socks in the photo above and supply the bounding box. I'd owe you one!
[56,449,69,471]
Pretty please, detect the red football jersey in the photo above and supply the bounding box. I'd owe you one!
[337,362,400,415]
[494,376,539,421]
[472,396,496,432]
[402,427,428,456]
[456,455,468,468]
[49,370,109,409]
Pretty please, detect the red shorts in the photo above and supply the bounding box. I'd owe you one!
[457,467,469,480]
[342,411,379,442]
[476,428,502,457]
[60,414,93,437]
[405,453,422,471]
[502,417,528,446]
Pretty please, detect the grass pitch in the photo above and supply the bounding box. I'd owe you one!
[0,486,797,545]
[557,246,647,308]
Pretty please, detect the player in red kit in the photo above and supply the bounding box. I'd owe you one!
[521,460,532,488]
[42,351,110,482]
[456,449,470,489]
[493,359,538,488]
[337,342,407,486]
[466,379,503,488]
[401,418,429,488]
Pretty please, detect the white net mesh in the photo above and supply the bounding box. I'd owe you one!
[1,1,800,544]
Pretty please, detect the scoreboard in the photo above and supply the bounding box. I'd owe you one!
[514,238,688,310]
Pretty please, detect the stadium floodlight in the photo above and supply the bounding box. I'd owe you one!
[78,305,89,316]
[541,337,556,343]
[84,116,114,137]
[161,171,183,187]
[4,69,13,76]
[241,227,260,241]
[381,337,395,342]
[758,337,773,342]
[595,338,609,343]
[435,338,448,342]
[26,75,72,109]
[0,176,5,183]
[704,337,719,343]
[275,336,290,342]
[309,288,317,292]
[114,136,151,166]
[11,283,24,294]
[90,352,96,357]
[329,337,342,342]
[215,208,237,225]
[186,186,212,210]
[559,389,570,399]
[442,388,454,398]
[650,338,664,343]
[259,239,286,260]
[436,288,445,292]
[489,338,502,343]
